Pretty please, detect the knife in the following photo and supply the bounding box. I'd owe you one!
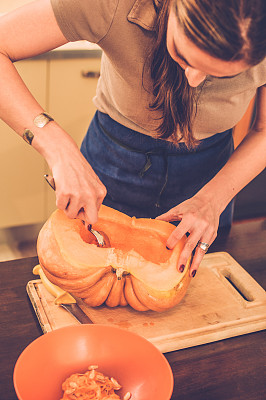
[33,265,93,324]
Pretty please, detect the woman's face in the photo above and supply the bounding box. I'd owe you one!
[166,9,249,87]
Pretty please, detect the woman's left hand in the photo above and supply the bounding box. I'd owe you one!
[156,194,221,277]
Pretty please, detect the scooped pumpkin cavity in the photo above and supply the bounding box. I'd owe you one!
[37,205,192,311]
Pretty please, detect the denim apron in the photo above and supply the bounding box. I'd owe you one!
[81,111,234,227]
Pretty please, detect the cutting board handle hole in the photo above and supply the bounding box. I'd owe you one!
[224,276,253,302]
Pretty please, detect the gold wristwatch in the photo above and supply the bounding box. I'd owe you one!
[23,112,54,145]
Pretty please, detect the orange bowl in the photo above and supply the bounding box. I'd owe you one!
[14,325,173,400]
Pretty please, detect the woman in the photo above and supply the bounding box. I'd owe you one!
[0,0,265,277]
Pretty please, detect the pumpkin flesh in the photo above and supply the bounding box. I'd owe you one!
[37,206,191,312]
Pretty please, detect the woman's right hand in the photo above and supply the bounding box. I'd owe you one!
[49,141,107,226]
[34,120,107,226]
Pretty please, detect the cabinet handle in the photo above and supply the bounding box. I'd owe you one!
[81,70,100,79]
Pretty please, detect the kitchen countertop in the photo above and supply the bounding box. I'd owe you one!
[0,218,265,400]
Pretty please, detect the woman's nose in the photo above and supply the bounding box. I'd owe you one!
[185,67,206,87]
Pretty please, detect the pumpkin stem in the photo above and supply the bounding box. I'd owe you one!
[115,267,127,280]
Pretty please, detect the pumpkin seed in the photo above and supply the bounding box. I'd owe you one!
[65,389,75,395]
[88,369,96,379]
[96,374,106,382]
[110,377,121,387]
[88,365,99,370]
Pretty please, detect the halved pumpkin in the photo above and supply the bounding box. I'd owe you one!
[37,205,191,312]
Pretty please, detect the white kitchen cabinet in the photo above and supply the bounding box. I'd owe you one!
[0,55,101,228]
[46,57,101,215]
[48,57,100,147]
[0,59,48,228]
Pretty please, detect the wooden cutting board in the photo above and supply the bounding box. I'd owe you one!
[27,252,266,353]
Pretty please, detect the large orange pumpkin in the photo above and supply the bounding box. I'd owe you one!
[37,205,191,312]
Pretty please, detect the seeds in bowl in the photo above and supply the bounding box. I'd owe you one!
[60,365,131,400]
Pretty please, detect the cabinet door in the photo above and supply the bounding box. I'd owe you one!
[47,57,101,215]
[0,60,47,228]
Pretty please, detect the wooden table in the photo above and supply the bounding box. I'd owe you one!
[0,218,265,400]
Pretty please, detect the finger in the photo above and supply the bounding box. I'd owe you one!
[156,209,182,223]
[177,231,202,274]
[82,204,99,226]
[95,187,107,212]
[166,219,191,250]
[189,248,207,277]
[177,223,214,274]
[56,193,71,212]
[189,233,216,277]
[63,196,81,219]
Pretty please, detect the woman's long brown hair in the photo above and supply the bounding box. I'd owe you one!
[149,0,266,147]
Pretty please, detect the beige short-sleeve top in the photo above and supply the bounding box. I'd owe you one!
[50,0,266,140]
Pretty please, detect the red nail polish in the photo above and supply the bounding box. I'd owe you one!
[179,264,185,273]
[192,270,197,277]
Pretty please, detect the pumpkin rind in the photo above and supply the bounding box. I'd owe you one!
[37,206,191,312]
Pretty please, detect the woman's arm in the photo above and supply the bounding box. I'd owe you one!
[0,0,106,224]
[157,85,266,276]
